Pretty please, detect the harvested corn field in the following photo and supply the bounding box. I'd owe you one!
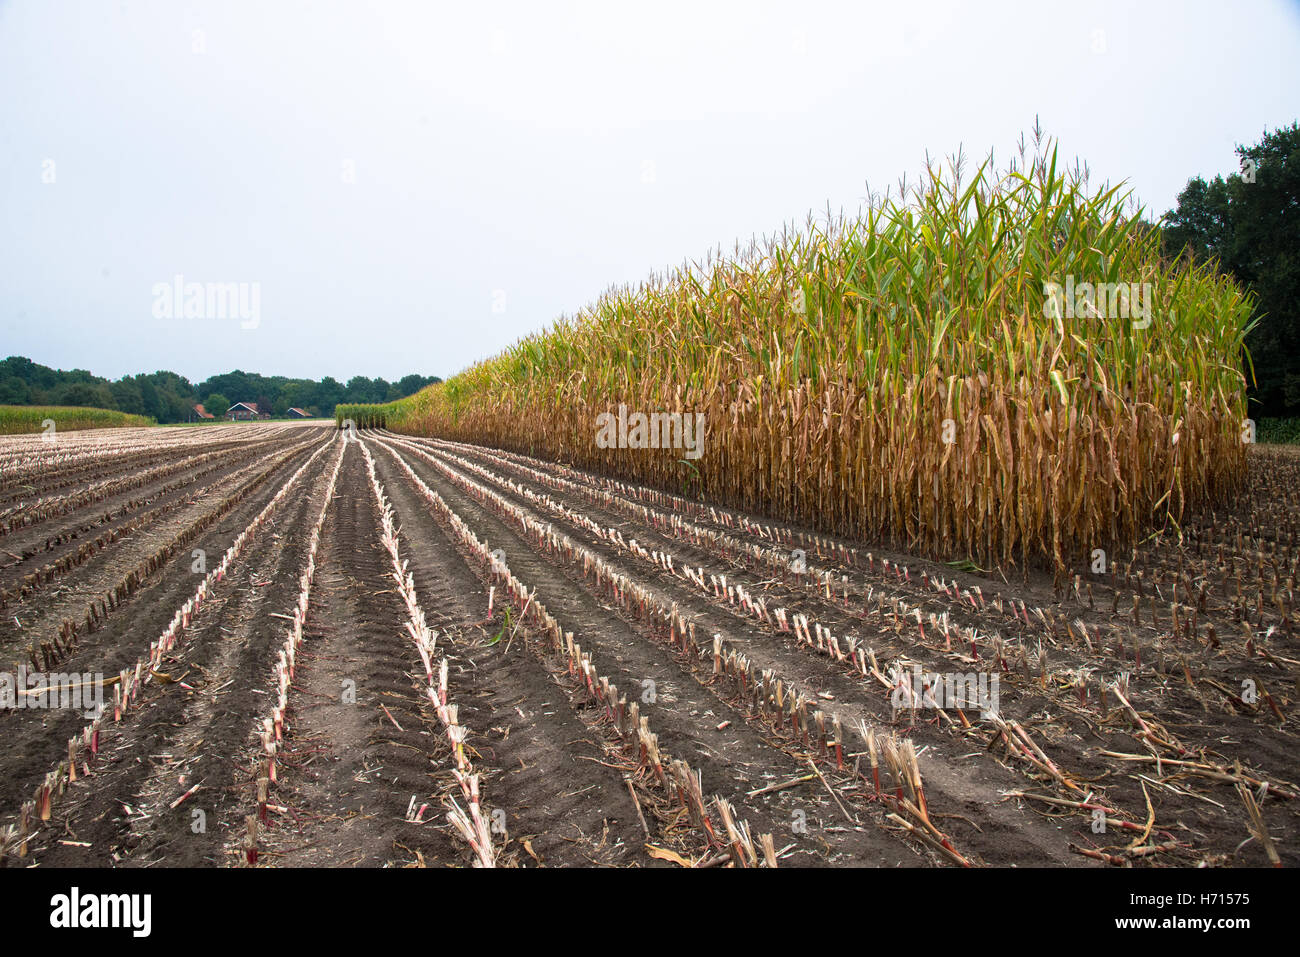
[1,421,1295,869]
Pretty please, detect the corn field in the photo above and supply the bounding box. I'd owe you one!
[369,143,1253,574]
[335,402,398,430]
[0,405,154,435]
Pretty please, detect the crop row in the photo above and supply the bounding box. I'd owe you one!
[0,438,337,863]
[6,436,324,676]
[379,435,948,863]
[375,439,777,865]
[242,439,348,865]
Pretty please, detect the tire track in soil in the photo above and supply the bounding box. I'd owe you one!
[0,439,330,822]
[243,441,468,867]
[22,439,338,866]
[377,437,922,867]
[416,438,1084,866]
[368,442,655,866]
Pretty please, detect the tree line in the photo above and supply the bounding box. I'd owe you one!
[1161,121,1298,420]
[0,356,441,423]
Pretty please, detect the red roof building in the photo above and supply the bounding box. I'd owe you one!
[227,402,267,421]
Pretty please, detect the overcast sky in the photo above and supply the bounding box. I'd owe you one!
[2,0,1297,384]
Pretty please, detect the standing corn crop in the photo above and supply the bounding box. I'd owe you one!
[366,139,1254,575]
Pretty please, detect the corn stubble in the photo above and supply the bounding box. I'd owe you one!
[367,138,1253,574]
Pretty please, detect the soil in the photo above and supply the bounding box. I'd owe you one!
[3,423,1296,868]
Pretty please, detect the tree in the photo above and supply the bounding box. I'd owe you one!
[391,373,438,400]
[110,380,144,415]
[199,371,253,405]
[0,376,30,404]
[345,376,385,403]
[137,377,162,420]
[0,356,57,392]
[1162,177,1232,264]
[0,357,441,419]
[164,391,191,423]
[56,381,113,408]
[279,382,306,412]
[316,377,345,413]
[1162,122,1300,418]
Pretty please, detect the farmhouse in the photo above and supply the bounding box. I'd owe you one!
[286,407,312,418]
[226,402,267,421]
[189,404,215,422]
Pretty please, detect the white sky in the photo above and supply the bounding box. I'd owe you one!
[2,0,1297,383]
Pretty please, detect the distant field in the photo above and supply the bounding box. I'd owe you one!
[0,405,154,435]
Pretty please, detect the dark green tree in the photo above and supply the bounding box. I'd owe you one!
[110,380,144,414]
[316,376,346,411]
[1162,121,1300,417]
[203,392,230,416]
[0,355,439,421]
[0,376,31,404]
[56,381,113,407]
